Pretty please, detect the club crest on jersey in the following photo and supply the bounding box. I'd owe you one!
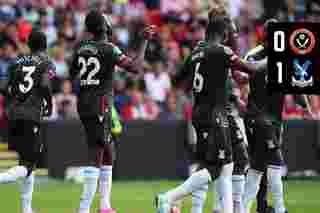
[216,117,228,128]
[292,59,313,88]
[33,126,39,134]
[98,115,104,123]
[267,140,276,149]
[218,150,225,159]
[236,130,243,139]
[202,132,208,140]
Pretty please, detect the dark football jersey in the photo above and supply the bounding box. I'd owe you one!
[176,41,233,121]
[70,40,125,117]
[5,53,54,122]
[245,45,284,122]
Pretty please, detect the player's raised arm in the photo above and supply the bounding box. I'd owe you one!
[231,55,268,75]
[173,55,193,90]
[222,45,267,75]
[115,25,156,74]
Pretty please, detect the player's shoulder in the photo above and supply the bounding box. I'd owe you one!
[105,42,123,57]
[194,41,208,51]
[244,45,265,61]
[76,39,120,55]
[207,43,234,56]
[30,53,56,76]
[36,52,53,67]
[75,39,100,54]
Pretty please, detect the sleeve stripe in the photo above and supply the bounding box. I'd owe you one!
[244,45,265,60]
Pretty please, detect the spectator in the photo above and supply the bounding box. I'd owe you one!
[22,3,40,24]
[121,88,159,121]
[114,15,130,48]
[112,0,129,15]
[0,0,315,122]
[113,73,132,112]
[52,46,69,79]
[160,91,192,121]
[73,0,87,36]
[52,79,78,120]
[282,95,305,120]
[0,36,17,78]
[144,61,171,106]
[60,13,77,43]
[39,10,57,47]
[306,1,320,22]
[160,0,190,16]
[309,95,320,120]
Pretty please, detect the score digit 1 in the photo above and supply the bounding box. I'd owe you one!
[276,62,283,84]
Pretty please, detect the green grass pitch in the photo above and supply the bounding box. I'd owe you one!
[1,179,319,213]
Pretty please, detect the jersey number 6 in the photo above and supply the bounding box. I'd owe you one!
[193,62,204,93]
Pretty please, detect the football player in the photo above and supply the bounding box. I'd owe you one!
[242,19,288,213]
[70,10,155,213]
[211,19,250,213]
[176,16,250,213]
[0,30,54,213]
[155,9,266,213]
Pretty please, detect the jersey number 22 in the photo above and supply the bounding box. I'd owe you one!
[79,56,101,86]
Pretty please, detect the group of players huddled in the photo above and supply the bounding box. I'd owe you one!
[0,3,287,213]
[156,6,286,213]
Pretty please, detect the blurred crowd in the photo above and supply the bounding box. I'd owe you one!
[0,0,320,127]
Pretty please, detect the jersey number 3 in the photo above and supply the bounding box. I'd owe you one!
[193,62,204,93]
[79,56,101,86]
[19,66,36,94]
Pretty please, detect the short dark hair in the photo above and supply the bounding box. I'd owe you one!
[85,10,107,36]
[206,9,231,40]
[27,30,47,52]
[264,18,278,31]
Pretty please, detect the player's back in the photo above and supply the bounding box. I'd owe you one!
[71,39,117,117]
[9,53,53,122]
[191,42,232,121]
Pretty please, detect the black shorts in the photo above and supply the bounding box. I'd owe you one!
[228,114,249,174]
[8,119,41,165]
[193,108,233,179]
[228,113,246,146]
[80,114,112,148]
[232,142,249,175]
[245,116,284,172]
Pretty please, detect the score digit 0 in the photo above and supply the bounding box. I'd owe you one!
[274,30,285,52]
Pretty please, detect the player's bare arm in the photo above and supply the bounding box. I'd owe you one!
[116,25,157,74]
[232,55,268,75]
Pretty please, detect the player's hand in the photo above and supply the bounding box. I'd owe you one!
[308,112,318,120]
[42,99,52,117]
[142,25,157,40]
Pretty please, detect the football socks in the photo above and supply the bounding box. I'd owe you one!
[99,165,113,210]
[268,166,286,213]
[79,167,100,213]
